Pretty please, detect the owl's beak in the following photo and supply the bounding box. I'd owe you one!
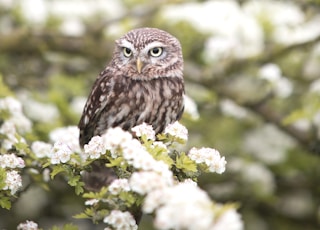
[136,58,144,74]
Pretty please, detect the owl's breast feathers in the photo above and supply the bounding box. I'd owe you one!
[78,69,184,147]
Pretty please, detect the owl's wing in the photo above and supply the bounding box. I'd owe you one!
[78,69,113,147]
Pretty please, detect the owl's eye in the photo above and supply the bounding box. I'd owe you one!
[149,47,163,57]
[123,47,132,57]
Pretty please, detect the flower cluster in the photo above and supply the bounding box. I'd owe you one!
[131,122,155,140]
[143,180,243,230]
[0,97,31,150]
[164,121,188,141]
[103,210,138,230]
[0,153,25,195]
[188,147,227,174]
[79,122,242,230]
[17,220,39,230]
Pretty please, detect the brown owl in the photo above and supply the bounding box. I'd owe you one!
[78,27,184,191]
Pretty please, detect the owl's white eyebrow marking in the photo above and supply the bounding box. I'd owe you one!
[144,41,166,51]
[120,40,135,51]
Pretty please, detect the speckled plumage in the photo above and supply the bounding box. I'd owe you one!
[79,28,185,147]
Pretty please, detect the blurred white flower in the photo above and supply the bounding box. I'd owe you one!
[163,0,263,60]
[17,220,39,230]
[274,76,293,98]
[101,127,133,156]
[258,63,282,83]
[258,63,293,98]
[85,199,99,206]
[20,0,47,24]
[244,1,304,27]
[31,141,52,158]
[212,207,244,230]
[108,178,130,195]
[273,15,320,45]
[189,147,226,174]
[132,122,155,140]
[59,18,85,36]
[220,99,248,119]
[129,171,171,195]
[0,97,32,134]
[243,162,275,196]
[0,120,27,150]
[0,96,23,114]
[150,181,214,230]
[3,170,22,195]
[49,126,81,153]
[49,141,73,164]
[244,124,295,164]
[70,96,87,115]
[22,98,59,123]
[164,121,188,141]
[310,79,320,94]
[103,210,137,230]
[0,154,25,169]
[84,135,106,159]
[183,95,199,120]
[278,191,313,218]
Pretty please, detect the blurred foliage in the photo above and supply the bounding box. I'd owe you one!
[1,0,320,229]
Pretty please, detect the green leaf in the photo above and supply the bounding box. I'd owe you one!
[68,175,80,186]
[62,223,79,230]
[175,152,197,172]
[51,165,67,179]
[74,181,85,195]
[0,196,11,210]
[106,157,124,167]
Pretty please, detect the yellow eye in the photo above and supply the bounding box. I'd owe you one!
[149,47,163,57]
[123,47,132,57]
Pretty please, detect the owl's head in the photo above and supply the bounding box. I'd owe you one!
[111,27,183,80]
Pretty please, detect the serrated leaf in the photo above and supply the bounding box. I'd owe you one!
[176,152,197,172]
[51,165,67,179]
[73,212,91,219]
[74,181,85,195]
[0,196,11,210]
[106,157,123,167]
[68,175,80,186]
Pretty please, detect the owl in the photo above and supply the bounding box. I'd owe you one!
[78,27,184,191]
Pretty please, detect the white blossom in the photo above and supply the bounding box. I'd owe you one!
[85,199,99,206]
[84,135,106,159]
[49,126,81,153]
[147,181,215,230]
[108,178,130,195]
[0,96,23,114]
[188,147,226,174]
[22,98,59,123]
[70,96,87,115]
[103,210,137,230]
[3,170,22,195]
[212,207,244,230]
[164,121,188,141]
[49,141,73,164]
[131,122,155,140]
[17,220,39,230]
[220,99,248,119]
[183,95,200,120]
[101,127,133,157]
[0,154,25,169]
[31,141,52,158]
[129,171,171,195]
[258,63,282,83]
